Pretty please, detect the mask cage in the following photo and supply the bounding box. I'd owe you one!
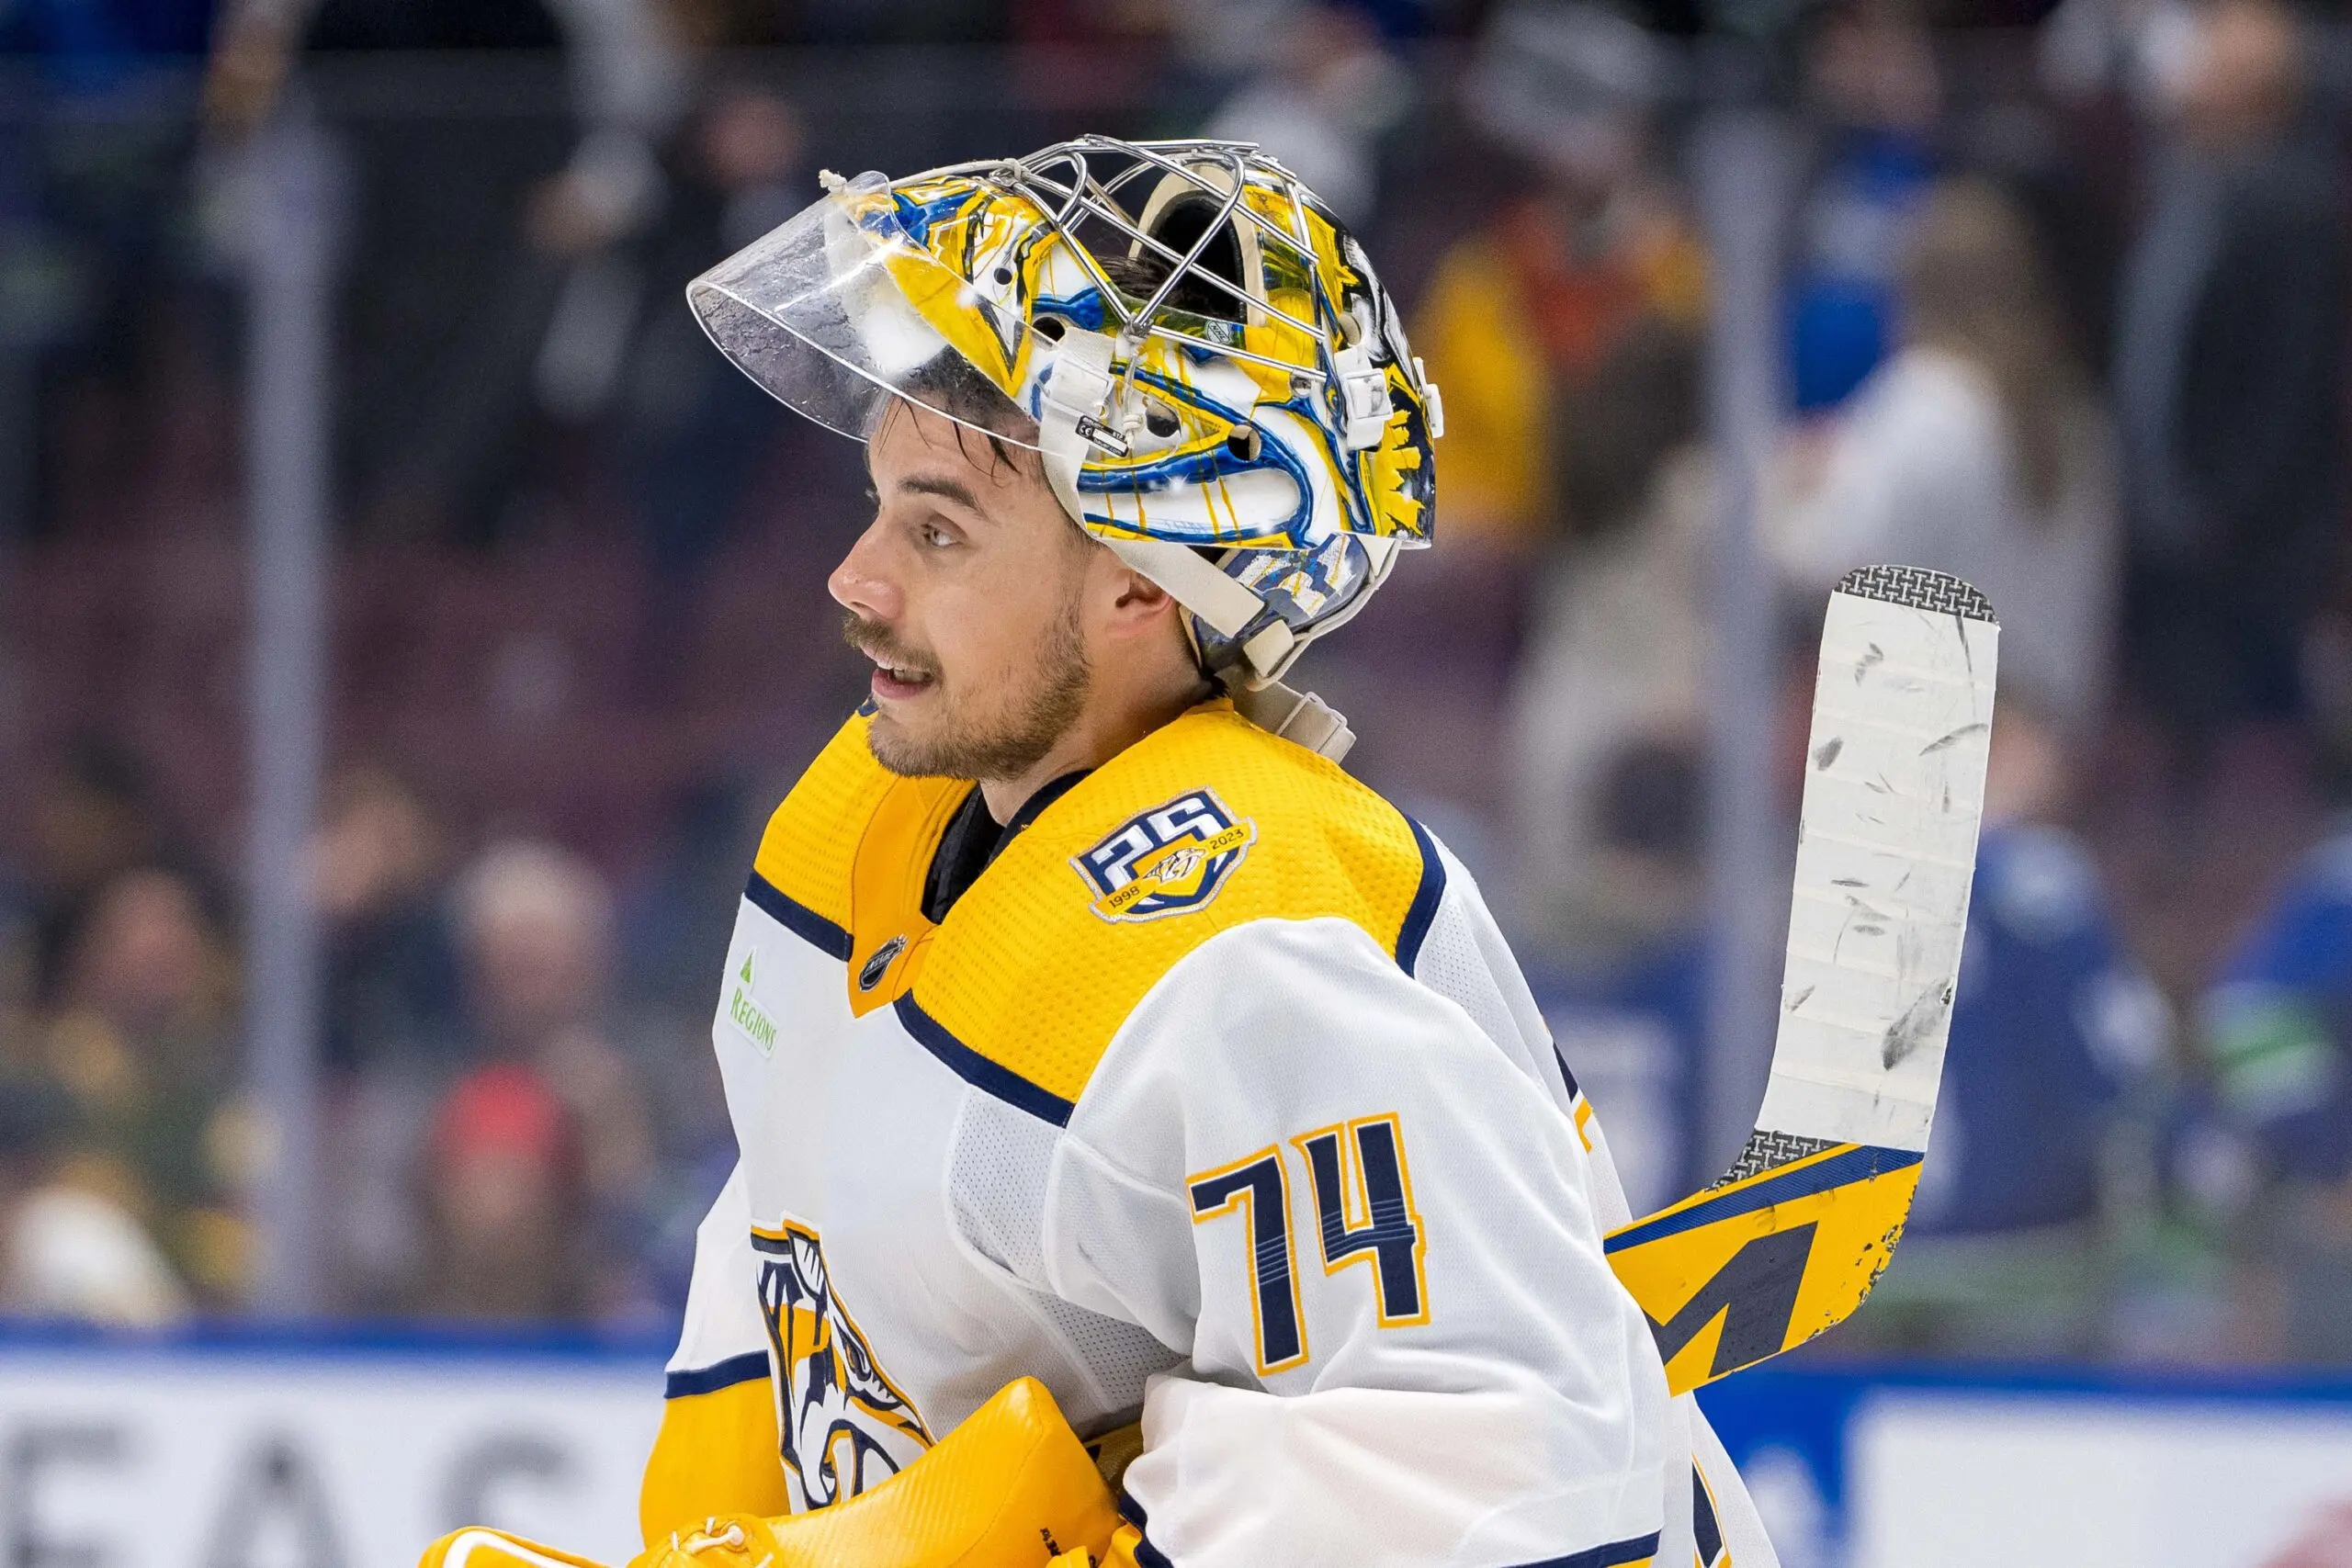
[932,137,1351,392]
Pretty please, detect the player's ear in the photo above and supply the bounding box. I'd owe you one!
[1098,553,1182,637]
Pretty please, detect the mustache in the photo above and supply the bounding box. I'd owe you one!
[841,610,938,676]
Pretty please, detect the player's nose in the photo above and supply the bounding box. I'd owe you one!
[828,521,903,625]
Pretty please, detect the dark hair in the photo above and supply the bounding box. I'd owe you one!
[891,351,1040,478]
[881,354,1091,557]
[880,236,1231,483]
[1095,247,1237,322]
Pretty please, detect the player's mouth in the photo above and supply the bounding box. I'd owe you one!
[842,612,939,704]
[866,654,936,703]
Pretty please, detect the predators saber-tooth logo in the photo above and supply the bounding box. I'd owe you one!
[1073,788,1256,923]
[752,1220,932,1509]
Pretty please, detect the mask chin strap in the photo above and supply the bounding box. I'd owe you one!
[1036,330,1357,764]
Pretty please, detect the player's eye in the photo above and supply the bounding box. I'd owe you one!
[918,521,958,549]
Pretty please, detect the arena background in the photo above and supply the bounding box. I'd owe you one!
[3,0,2352,1562]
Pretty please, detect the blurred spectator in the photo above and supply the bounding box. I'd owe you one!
[524,0,695,427]
[0,1066,188,1325]
[1502,320,1708,956]
[457,839,614,1058]
[2113,0,2346,745]
[1319,8,1704,852]
[1199,3,1410,228]
[2197,814,2352,1362]
[1849,699,2171,1358]
[308,765,465,1309]
[1785,0,1941,412]
[1529,624,1818,1213]
[2038,0,2203,112]
[616,84,804,583]
[205,0,695,547]
[311,763,462,1075]
[453,839,659,1318]
[1414,0,1704,546]
[1773,176,2118,735]
[35,867,248,1308]
[1,1183,190,1326]
[411,1063,590,1319]
[24,737,168,1001]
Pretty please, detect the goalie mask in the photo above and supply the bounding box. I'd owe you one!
[685,135,1442,710]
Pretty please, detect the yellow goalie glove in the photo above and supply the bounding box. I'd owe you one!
[418,1378,1143,1568]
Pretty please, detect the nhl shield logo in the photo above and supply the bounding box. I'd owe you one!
[1073,788,1257,923]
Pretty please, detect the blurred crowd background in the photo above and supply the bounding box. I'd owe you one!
[2,0,2351,1371]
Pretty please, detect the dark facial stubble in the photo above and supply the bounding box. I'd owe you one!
[843,588,1093,783]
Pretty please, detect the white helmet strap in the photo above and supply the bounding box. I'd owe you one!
[1033,327,1346,761]
[1229,679,1356,763]
[1035,328,1122,517]
[1102,536,1295,671]
[1035,329,1298,678]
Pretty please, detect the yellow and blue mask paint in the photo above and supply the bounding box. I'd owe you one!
[835,164,1435,555]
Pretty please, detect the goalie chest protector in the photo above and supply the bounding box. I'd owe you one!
[703,696,1442,1506]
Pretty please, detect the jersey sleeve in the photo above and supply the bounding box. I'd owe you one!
[1045,916,1671,1568]
[639,1163,787,1546]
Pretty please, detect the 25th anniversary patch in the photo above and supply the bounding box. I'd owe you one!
[1071,788,1256,924]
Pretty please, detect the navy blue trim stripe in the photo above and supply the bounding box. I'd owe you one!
[1603,1145,1923,1254]
[894,993,1076,1127]
[743,870,854,962]
[1692,1460,1726,1565]
[1395,816,1446,974]
[1553,1041,1582,1100]
[1117,1494,1177,1568]
[663,1350,769,1399]
[1510,1531,1663,1568]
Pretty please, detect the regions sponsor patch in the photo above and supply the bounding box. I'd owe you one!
[726,946,780,1055]
[1072,788,1256,924]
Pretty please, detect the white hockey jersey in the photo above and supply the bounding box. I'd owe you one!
[643,700,1776,1568]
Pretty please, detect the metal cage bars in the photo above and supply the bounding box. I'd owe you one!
[927,136,1345,389]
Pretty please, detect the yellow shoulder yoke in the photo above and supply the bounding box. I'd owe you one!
[742,703,1444,1125]
[910,703,1439,1121]
[746,712,893,957]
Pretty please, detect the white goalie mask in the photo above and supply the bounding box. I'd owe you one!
[685,135,1444,758]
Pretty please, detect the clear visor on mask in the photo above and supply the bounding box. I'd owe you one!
[685,171,1048,449]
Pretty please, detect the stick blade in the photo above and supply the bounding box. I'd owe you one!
[1604,565,1998,1393]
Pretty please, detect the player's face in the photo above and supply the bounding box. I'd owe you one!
[830,400,1097,782]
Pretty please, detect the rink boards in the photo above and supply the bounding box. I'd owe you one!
[0,1325,661,1568]
[0,1328,2346,1568]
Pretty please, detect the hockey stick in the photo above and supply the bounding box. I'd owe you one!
[1601,565,1998,1395]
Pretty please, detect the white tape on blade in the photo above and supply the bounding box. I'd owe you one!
[1754,590,1998,1152]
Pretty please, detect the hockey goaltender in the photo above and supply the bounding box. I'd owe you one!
[421,134,1781,1568]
